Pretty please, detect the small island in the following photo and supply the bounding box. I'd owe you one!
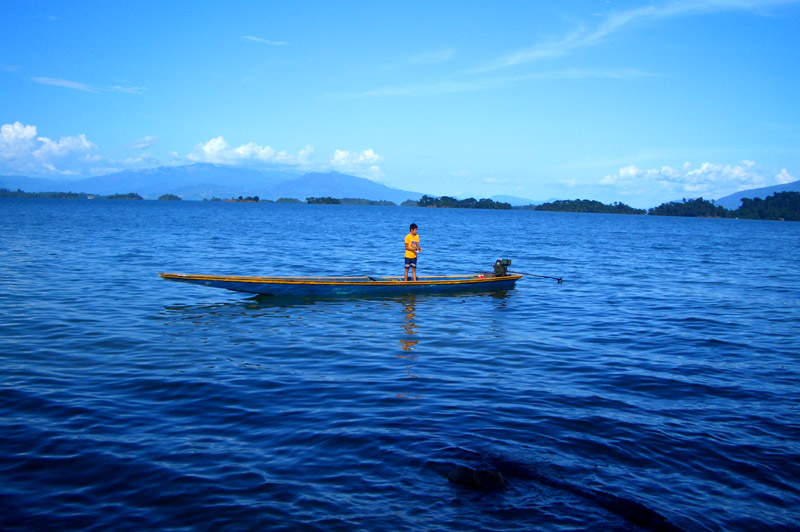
[306,196,341,204]
[105,193,143,200]
[306,197,396,206]
[409,195,512,210]
[529,199,645,215]
[226,196,261,203]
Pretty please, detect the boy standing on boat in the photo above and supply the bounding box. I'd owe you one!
[404,223,421,281]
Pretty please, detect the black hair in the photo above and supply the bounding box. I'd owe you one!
[410,223,418,230]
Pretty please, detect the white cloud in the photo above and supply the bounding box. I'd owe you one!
[188,140,383,179]
[123,153,161,167]
[330,148,384,180]
[775,168,796,184]
[1,121,38,159]
[600,160,794,199]
[187,136,313,167]
[0,121,98,175]
[484,176,511,186]
[4,128,324,177]
[331,148,381,166]
[36,134,96,159]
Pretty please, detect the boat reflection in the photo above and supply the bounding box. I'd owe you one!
[395,295,421,399]
[398,295,419,353]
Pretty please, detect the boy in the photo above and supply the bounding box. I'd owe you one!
[404,223,421,281]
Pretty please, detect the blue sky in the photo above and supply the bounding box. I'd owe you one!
[2,0,799,207]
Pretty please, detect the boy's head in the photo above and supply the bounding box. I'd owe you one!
[409,223,418,232]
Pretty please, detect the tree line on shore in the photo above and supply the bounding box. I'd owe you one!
[0,189,145,200]
[645,193,800,221]
[523,193,800,221]
[199,196,396,205]
[3,187,798,221]
[368,192,798,221]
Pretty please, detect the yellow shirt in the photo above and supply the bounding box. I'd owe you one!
[404,233,420,259]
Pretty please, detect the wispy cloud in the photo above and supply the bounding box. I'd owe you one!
[346,68,655,98]
[33,77,145,94]
[107,85,146,94]
[33,77,97,92]
[344,0,795,99]
[479,0,800,71]
[243,35,287,46]
[127,136,159,150]
[408,48,457,65]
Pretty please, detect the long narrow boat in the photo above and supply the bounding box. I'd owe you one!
[158,272,522,297]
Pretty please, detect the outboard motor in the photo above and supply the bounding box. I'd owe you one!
[493,259,511,276]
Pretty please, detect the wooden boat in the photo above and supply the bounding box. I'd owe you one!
[158,272,522,297]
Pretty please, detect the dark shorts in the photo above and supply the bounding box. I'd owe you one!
[404,257,417,268]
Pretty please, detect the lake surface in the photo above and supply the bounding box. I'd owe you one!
[1,198,799,531]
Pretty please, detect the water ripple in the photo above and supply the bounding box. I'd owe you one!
[2,200,800,531]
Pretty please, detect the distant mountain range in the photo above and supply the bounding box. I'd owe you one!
[0,163,425,204]
[715,180,800,209]
[4,163,795,207]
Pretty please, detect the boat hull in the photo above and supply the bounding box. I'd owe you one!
[158,273,522,297]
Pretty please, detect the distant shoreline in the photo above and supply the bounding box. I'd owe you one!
[2,188,798,221]
[0,189,144,201]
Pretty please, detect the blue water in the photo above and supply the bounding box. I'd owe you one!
[1,198,799,531]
